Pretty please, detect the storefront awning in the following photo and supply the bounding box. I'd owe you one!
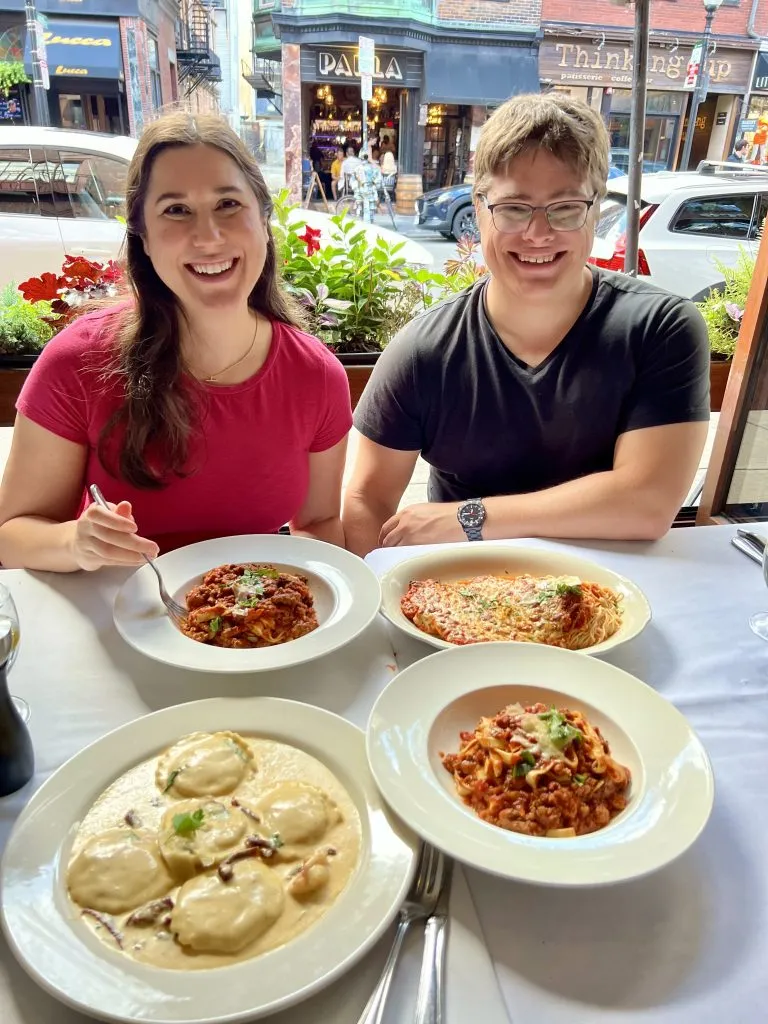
[424,44,539,105]
[24,17,122,80]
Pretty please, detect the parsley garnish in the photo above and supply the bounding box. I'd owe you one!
[209,616,222,635]
[163,769,181,794]
[173,809,205,836]
[538,707,583,750]
[241,566,279,585]
[573,774,587,786]
[537,581,583,603]
[270,832,284,849]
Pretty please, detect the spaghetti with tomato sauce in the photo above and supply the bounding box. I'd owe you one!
[182,564,318,649]
[401,574,622,650]
[441,702,631,837]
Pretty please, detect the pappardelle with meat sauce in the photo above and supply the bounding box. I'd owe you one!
[441,702,631,837]
[401,573,622,650]
[182,563,318,648]
[66,730,361,968]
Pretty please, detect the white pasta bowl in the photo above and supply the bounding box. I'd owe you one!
[366,642,714,887]
[113,534,382,673]
[0,697,418,1023]
[378,542,651,656]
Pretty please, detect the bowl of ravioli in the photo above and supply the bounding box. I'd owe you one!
[0,698,417,1022]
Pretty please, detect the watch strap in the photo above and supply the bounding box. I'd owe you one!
[463,524,483,542]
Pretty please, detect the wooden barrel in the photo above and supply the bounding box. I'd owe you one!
[395,174,423,216]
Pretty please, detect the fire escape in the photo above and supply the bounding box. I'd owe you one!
[242,57,282,115]
[176,0,222,96]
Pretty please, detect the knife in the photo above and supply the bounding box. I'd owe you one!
[732,535,763,565]
[736,529,767,555]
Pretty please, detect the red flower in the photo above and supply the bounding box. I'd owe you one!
[298,225,322,257]
[18,271,64,303]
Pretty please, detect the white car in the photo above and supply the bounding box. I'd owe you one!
[590,164,768,300]
[0,127,431,290]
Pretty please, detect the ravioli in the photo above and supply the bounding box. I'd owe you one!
[156,731,254,797]
[67,829,174,915]
[254,782,339,846]
[159,799,248,880]
[171,859,285,954]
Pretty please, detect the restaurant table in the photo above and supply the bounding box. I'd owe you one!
[1,523,767,1024]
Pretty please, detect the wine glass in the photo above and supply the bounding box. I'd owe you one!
[0,582,30,723]
[749,543,768,642]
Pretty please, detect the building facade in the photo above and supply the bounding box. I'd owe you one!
[541,0,768,169]
[252,0,542,200]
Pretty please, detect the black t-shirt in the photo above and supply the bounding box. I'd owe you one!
[353,268,711,503]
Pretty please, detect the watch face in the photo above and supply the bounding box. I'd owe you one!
[459,501,486,528]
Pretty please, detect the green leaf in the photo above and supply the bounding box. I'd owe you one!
[209,616,222,635]
[573,774,587,786]
[538,707,583,750]
[173,809,205,836]
[162,769,181,794]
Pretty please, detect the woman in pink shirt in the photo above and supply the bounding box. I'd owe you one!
[0,112,352,571]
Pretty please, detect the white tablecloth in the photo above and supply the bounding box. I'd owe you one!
[0,567,506,1023]
[367,525,768,1024]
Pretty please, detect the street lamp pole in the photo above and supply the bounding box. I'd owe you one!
[24,0,49,126]
[679,0,723,171]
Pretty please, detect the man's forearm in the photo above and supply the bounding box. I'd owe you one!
[484,470,679,542]
[290,516,345,548]
[342,491,394,557]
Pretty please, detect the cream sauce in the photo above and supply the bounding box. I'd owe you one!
[67,734,362,971]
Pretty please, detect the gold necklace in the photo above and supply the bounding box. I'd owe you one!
[192,317,259,384]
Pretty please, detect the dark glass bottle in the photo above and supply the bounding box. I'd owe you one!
[0,618,34,798]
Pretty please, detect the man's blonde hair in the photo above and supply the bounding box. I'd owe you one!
[474,93,610,198]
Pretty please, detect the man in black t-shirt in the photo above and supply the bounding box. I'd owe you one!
[342,94,710,555]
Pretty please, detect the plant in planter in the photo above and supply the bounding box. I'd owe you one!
[696,249,754,412]
[0,61,29,98]
[18,255,124,333]
[272,190,447,354]
[0,286,57,358]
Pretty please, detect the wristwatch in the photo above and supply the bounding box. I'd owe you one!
[457,498,486,541]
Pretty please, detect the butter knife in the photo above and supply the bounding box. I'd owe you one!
[414,856,454,1024]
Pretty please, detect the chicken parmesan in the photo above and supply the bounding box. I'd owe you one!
[182,563,318,648]
[441,702,631,837]
[400,573,621,650]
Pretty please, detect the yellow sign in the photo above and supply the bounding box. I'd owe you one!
[44,33,112,48]
[55,65,89,76]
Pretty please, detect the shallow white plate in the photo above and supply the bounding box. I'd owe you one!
[367,642,714,887]
[114,535,382,673]
[379,543,651,656]
[1,697,417,1023]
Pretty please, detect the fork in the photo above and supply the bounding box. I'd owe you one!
[414,852,453,1024]
[356,843,448,1024]
[88,484,186,624]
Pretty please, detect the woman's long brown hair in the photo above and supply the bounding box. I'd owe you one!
[97,111,303,489]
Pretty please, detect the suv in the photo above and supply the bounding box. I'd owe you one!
[0,127,135,288]
[590,164,768,300]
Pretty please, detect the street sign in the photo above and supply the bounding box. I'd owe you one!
[360,73,372,101]
[358,36,375,77]
[684,43,703,89]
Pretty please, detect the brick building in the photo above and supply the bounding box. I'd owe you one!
[540,0,768,168]
[252,0,542,201]
[0,0,184,135]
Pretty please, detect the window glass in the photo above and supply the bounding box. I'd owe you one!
[48,150,128,220]
[671,194,757,239]
[0,148,39,216]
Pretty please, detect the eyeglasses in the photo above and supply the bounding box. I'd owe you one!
[482,194,597,233]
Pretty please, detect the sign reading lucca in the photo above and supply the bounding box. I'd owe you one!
[539,38,752,92]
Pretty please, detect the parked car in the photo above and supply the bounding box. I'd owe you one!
[590,165,768,300]
[608,149,668,178]
[415,183,476,241]
[0,126,432,290]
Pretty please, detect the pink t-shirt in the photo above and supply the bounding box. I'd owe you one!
[17,306,352,553]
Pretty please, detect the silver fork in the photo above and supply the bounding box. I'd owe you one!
[88,484,186,624]
[356,843,448,1024]
[414,853,453,1024]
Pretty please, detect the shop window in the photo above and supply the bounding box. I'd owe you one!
[46,150,128,221]
[671,194,757,239]
[0,148,39,217]
[148,36,163,112]
[751,195,768,240]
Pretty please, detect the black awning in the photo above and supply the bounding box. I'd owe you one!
[424,43,539,105]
